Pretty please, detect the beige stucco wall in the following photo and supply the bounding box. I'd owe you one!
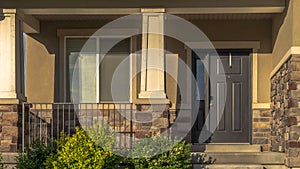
[257,53,272,102]
[26,35,55,102]
[272,1,293,68]
[272,0,300,68]
[292,0,300,46]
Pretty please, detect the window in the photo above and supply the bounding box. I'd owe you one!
[66,37,131,103]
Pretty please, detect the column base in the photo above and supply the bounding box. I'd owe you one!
[138,91,166,99]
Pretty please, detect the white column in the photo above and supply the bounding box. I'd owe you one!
[139,12,166,99]
[0,9,25,103]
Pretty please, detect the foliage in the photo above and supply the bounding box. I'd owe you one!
[127,136,192,169]
[16,140,56,169]
[0,153,6,169]
[45,127,122,169]
[87,123,116,151]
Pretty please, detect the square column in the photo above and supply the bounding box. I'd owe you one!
[0,9,25,153]
[0,9,25,103]
[139,12,166,99]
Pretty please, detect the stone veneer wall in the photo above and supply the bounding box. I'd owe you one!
[252,109,272,151]
[135,104,170,138]
[271,55,300,167]
[0,105,20,152]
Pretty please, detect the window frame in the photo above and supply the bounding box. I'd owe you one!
[58,29,138,103]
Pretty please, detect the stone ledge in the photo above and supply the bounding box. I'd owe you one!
[191,152,285,165]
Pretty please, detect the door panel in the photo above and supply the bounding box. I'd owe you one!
[192,50,250,143]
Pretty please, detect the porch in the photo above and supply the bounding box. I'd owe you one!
[1,0,300,168]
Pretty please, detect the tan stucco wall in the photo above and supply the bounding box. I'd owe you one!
[255,56,272,103]
[272,1,294,68]
[292,0,300,46]
[257,53,272,102]
[26,35,55,102]
[272,0,300,68]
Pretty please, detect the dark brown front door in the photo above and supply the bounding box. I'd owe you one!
[192,50,251,143]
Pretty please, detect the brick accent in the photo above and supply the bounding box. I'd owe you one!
[252,109,271,151]
[271,55,300,167]
[0,105,20,152]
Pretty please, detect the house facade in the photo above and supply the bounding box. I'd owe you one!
[1,0,300,168]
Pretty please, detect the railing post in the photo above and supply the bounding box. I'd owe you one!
[22,103,25,151]
[130,103,133,149]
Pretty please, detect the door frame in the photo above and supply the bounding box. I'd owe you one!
[185,41,260,144]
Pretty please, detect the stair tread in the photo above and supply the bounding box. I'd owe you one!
[191,144,262,153]
[204,144,261,153]
[204,164,264,169]
[191,152,285,165]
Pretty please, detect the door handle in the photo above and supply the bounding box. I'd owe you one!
[210,96,214,107]
[229,52,232,68]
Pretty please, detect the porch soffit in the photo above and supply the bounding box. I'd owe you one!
[20,7,284,16]
[0,0,285,8]
[18,5,284,22]
[31,13,275,21]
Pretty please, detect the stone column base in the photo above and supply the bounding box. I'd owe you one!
[0,105,20,152]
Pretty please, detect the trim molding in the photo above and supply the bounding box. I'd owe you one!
[186,41,260,49]
[20,7,284,15]
[167,7,284,14]
[252,103,271,109]
[270,46,300,78]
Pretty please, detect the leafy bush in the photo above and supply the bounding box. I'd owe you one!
[45,127,122,169]
[16,140,56,169]
[0,153,6,169]
[128,136,192,169]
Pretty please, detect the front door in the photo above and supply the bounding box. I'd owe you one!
[192,50,251,143]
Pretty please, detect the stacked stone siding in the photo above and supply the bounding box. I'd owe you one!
[252,109,272,151]
[0,105,20,152]
[271,55,300,167]
[135,104,170,137]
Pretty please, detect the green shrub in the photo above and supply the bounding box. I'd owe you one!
[45,127,121,169]
[16,140,56,169]
[0,153,7,169]
[128,136,192,169]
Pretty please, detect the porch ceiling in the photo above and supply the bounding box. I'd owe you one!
[32,13,275,21]
[1,0,285,9]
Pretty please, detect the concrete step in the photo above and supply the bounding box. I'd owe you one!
[191,152,285,165]
[193,164,286,169]
[204,144,262,153]
[203,164,264,169]
[262,165,286,169]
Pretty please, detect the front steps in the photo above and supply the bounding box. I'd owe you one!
[204,144,261,153]
[191,144,286,169]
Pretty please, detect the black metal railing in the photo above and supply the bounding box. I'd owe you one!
[22,103,134,151]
